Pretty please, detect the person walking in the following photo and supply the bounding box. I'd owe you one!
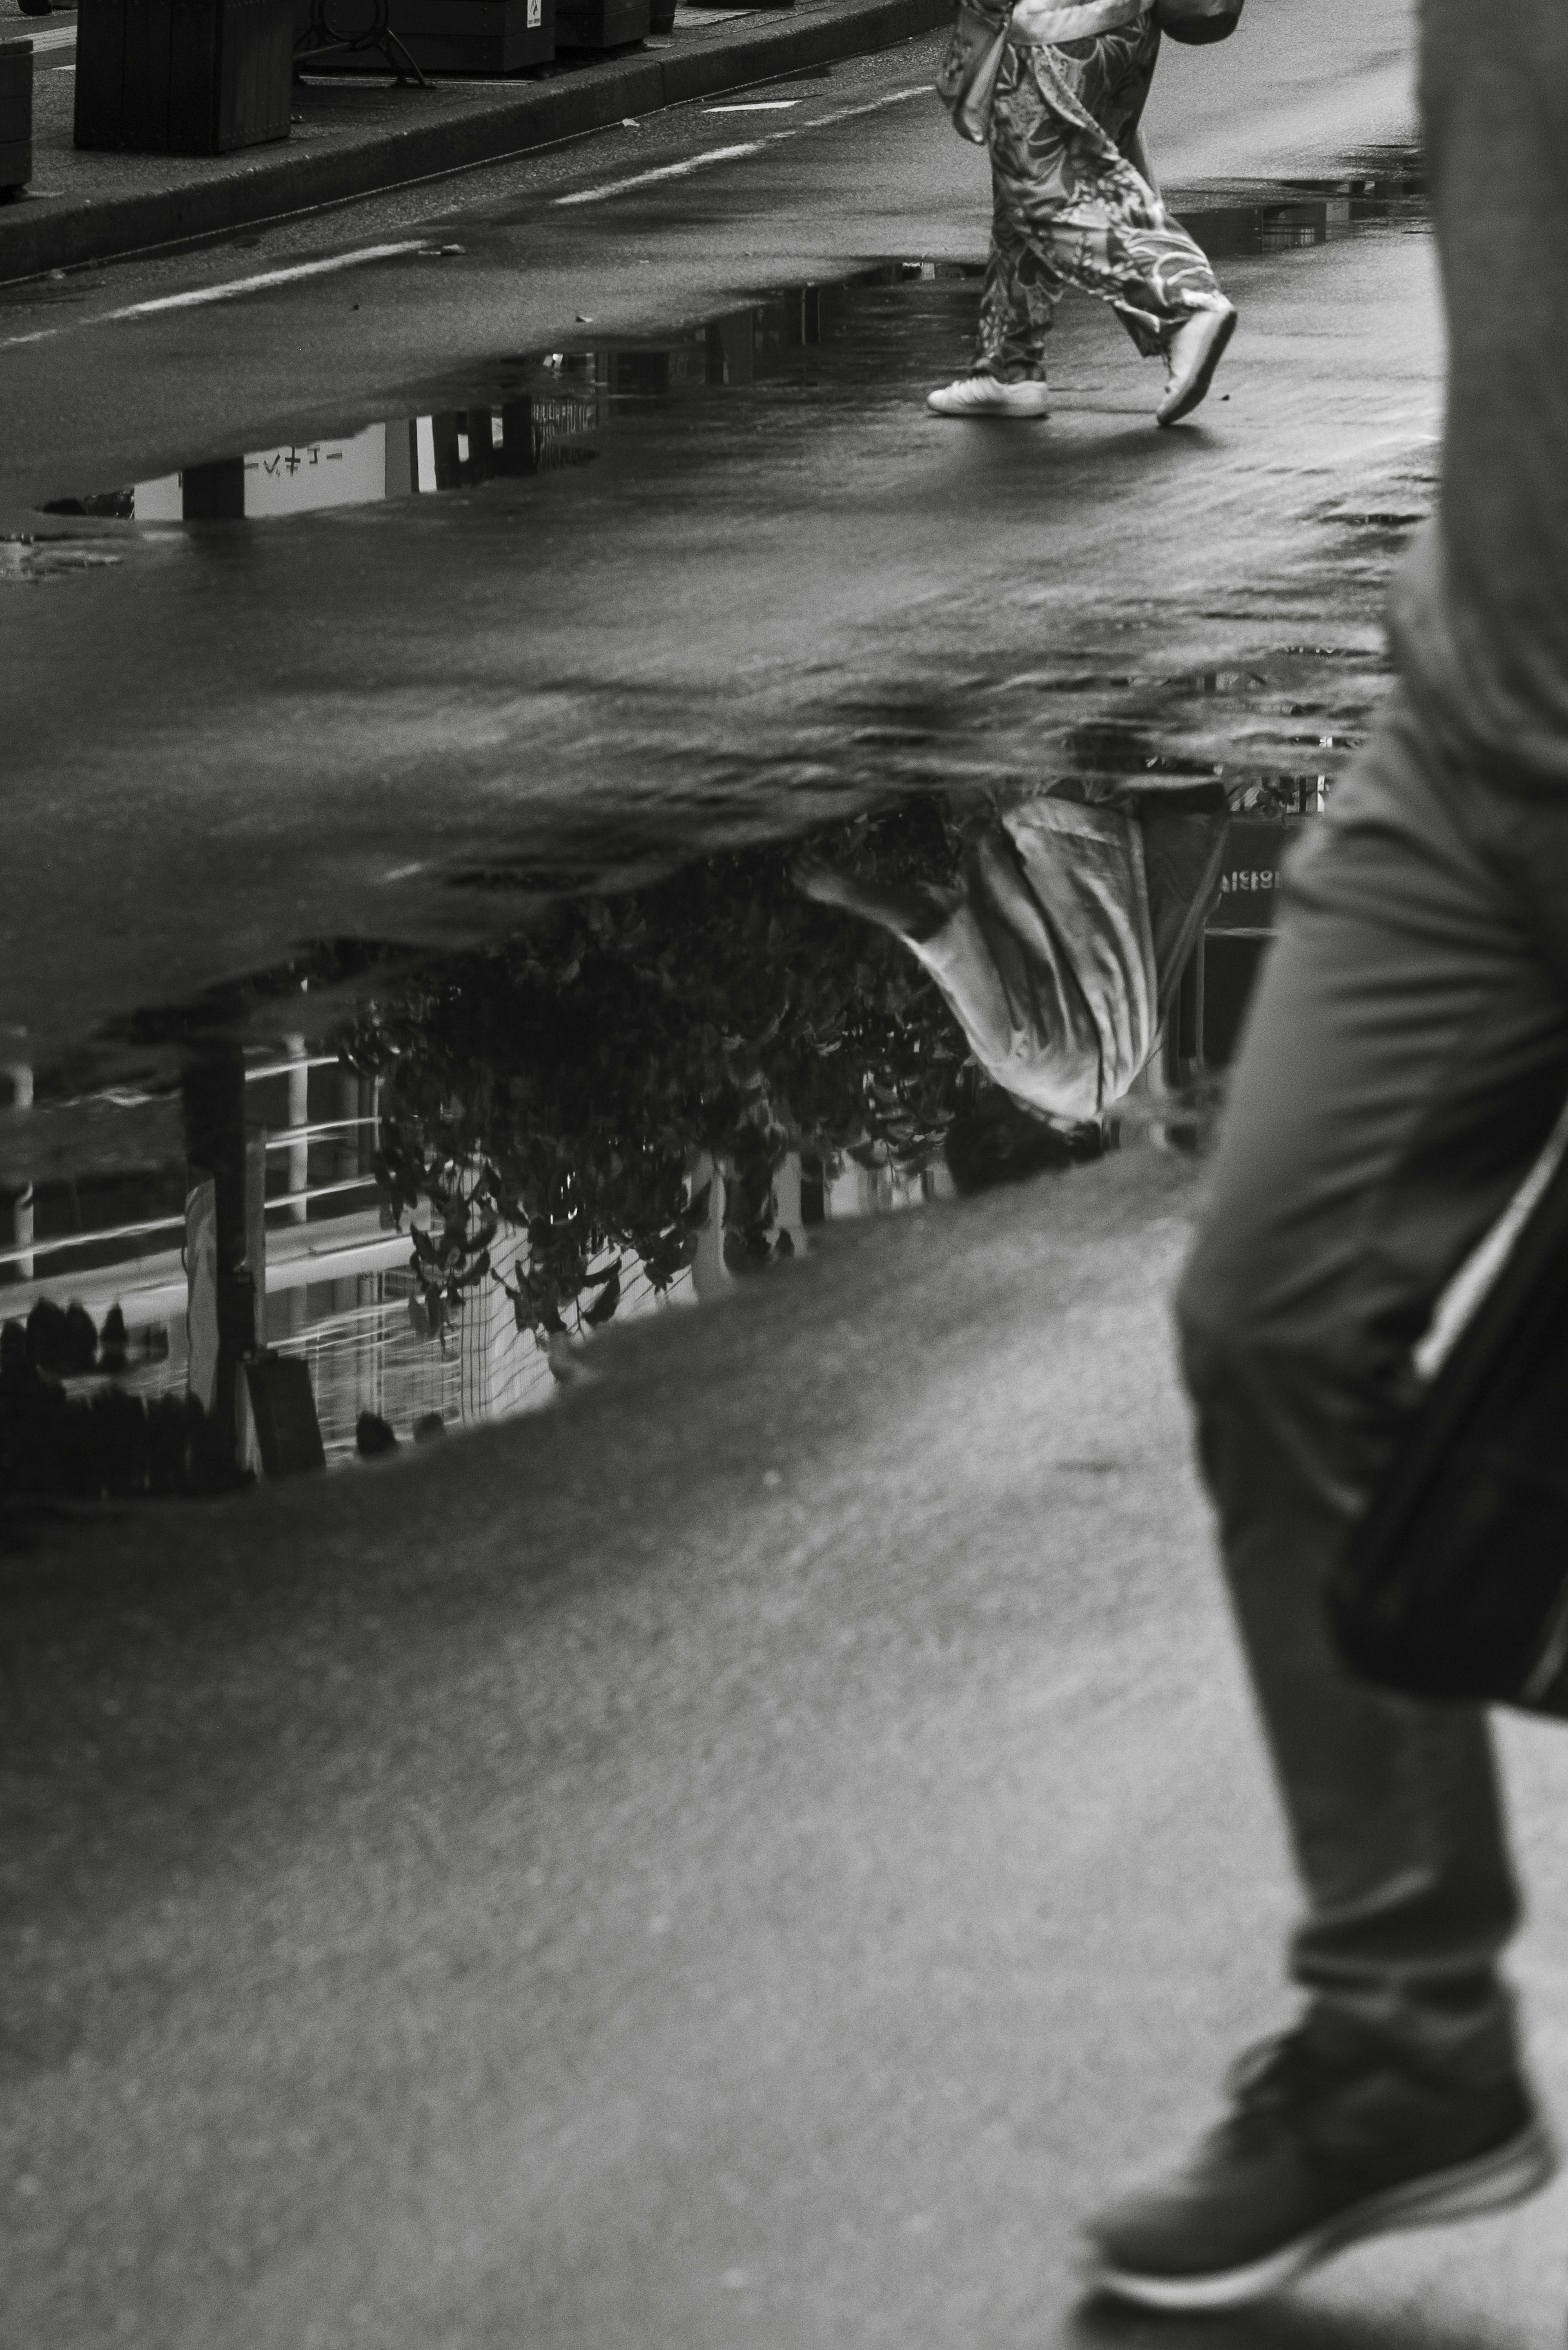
[929,0,1237,426]
[1084,0,1568,2313]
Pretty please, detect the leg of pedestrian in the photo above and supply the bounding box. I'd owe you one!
[929,60,1059,419]
[928,22,1237,425]
[1085,691,1568,2310]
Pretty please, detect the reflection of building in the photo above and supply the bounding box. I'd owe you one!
[1,1050,962,1483]
[1187,178,1418,265]
[75,269,997,535]
[1163,813,1312,1081]
[129,392,608,523]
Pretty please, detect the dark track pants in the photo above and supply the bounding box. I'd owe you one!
[1178,684,1568,2083]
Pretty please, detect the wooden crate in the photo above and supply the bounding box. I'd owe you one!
[75,0,292,153]
[0,40,33,193]
[554,0,646,46]
[294,0,555,71]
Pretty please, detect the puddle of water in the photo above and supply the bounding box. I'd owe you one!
[6,190,1433,1523]
[0,782,1304,1518]
[1177,156,1425,261]
[31,159,1425,532]
[37,263,984,528]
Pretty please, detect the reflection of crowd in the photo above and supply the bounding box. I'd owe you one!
[1,1301,200,1506]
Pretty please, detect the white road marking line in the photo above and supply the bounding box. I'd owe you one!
[553,83,929,207]
[106,240,434,315]
[1,83,932,347]
[0,239,433,352]
[703,99,802,110]
[553,140,762,206]
[21,22,77,49]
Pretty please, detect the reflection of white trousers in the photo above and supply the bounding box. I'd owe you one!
[910,798,1158,1123]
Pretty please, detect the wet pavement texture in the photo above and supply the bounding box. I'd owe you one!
[1,132,1435,1503]
[1,191,1432,1041]
[24,15,1568,2348]
[0,4,1432,1062]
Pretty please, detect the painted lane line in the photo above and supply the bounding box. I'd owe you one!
[553,83,929,208]
[22,22,77,49]
[105,240,434,316]
[703,99,802,110]
[553,140,762,207]
[0,239,434,352]
[1,85,932,347]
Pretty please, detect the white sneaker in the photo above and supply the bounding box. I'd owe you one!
[1156,302,1237,427]
[926,373,1049,418]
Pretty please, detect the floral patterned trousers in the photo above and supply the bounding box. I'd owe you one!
[978,22,1227,383]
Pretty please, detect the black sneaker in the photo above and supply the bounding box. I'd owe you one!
[1085,2027,1555,2312]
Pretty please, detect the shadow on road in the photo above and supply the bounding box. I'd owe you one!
[1069,2292,1495,2349]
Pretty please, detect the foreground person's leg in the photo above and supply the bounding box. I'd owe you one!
[1087,692,1568,2309]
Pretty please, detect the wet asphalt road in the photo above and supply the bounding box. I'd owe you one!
[11,1157,1568,2349]
[2,0,1423,1082]
[18,5,1568,2345]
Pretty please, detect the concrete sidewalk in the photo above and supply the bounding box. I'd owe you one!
[7,1151,1568,2347]
[0,0,945,281]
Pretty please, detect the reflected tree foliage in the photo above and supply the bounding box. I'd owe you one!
[342,803,973,1343]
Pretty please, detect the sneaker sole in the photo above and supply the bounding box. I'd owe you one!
[925,392,1049,419]
[1156,306,1237,429]
[1092,2118,1556,2314]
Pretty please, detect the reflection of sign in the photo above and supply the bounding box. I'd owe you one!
[252,447,341,480]
[1209,817,1306,932]
[529,392,600,467]
[243,428,388,517]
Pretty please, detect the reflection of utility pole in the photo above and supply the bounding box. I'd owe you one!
[285,1036,309,1223]
[3,1062,32,1282]
[183,1048,265,1483]
[705,313,755,387]
[688,1151,729,1298]
[1162,939,1208,1088]
[499,400,539,479]
[773,1151,806,1258]
[181,459,246,522]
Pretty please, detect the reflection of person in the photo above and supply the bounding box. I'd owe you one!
[1085,0,1568,2314]
[797,781,1227,1128]
[929,4,1236,424]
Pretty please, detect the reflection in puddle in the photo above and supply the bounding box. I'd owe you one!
[7,172,1429,1516]
[0,783,1311,1514]
[1180,160,1425,261]
[40,265,982,527]
[36,169,1422,529]
[47,394,606,524]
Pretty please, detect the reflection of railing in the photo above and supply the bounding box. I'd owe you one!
[0,1212,185,1271]
[265,1116,377,1148]
[247,1054,339,1081]
[0,1174,381,1274]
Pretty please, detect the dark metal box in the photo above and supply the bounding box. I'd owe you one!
[554,0,646,47]
[296,0,555,76]
[0,39,33,193]
[75,0,292,154]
